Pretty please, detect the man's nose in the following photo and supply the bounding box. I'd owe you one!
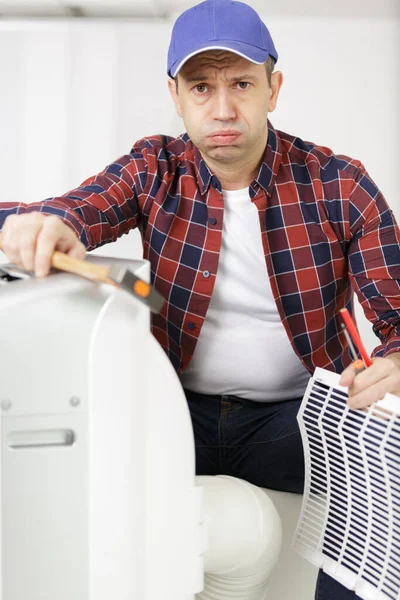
[211,90,236,121]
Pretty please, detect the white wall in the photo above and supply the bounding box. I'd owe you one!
[0,15,399,351]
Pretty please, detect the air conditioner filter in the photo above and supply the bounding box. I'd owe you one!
[292,367,400,600]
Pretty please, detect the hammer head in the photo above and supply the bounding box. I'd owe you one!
[107,265,165,314]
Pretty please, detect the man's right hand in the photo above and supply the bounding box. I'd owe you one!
[0,213,86,277]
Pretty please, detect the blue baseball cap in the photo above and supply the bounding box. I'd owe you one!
[167,0,278,78]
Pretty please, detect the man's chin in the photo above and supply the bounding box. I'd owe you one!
[202,144,244,162]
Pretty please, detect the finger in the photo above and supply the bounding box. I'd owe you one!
[66,241,86,261]
[34,217,65,277]
[339,366,355,387]
[1,213,47,269]
[347,373,398,409]
[0,215,21,265]
[34,217,80,277]
[348,357,396,398]
[339,360,365,387]
[18,228,41,272]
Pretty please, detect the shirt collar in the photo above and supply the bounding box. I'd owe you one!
[191,119,283,198]
[252,119,283,198]
[193,145,220,195]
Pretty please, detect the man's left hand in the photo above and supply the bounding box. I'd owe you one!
[339,354,400,409]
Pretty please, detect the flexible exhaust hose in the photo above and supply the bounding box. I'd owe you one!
[196,475,283,600]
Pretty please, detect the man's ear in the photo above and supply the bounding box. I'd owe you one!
[268,71,283,113]
[168,77,183,118]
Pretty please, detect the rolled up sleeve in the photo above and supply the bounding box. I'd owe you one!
[0,147,148,250]
[347,167,400,357]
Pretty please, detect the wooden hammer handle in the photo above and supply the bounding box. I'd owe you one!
[0,233,113,284]
[51,251,111,283]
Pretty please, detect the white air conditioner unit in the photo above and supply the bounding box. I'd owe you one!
[0,255,284,600]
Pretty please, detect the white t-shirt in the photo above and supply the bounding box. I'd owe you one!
[179,187,310,402]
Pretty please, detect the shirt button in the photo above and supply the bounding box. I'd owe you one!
[209,217,217,225]
[202,270,210,278]
[187,322,196,330]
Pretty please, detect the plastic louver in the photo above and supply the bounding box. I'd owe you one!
[292,367,400,600]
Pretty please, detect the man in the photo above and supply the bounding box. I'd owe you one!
[1,0,400,597]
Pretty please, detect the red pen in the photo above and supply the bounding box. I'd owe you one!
[339,308,372,367]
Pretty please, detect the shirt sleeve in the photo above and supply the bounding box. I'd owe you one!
[347,165,400,357]
[0,147,148,250]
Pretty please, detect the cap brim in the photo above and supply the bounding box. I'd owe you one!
[169,42,270,78]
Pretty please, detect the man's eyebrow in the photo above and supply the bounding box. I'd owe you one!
[183,73,209,82]
[228,74,258,82]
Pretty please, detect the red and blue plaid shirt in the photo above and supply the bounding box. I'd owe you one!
[2,120,400,375]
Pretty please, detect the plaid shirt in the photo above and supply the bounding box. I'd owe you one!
[2,120,400,375]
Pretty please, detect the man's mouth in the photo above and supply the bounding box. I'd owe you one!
[207,131,242,145]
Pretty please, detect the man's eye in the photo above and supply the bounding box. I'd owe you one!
[237,81,250,90]
[195,84,208,93]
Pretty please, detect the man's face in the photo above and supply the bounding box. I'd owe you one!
[168,50,281,165]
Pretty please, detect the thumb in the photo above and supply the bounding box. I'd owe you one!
[339,359,365,387]
[66,241,86,261]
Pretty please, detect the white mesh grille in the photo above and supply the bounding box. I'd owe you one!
[293,368,400,600]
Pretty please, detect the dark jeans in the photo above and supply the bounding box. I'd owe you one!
[184,388,359,600]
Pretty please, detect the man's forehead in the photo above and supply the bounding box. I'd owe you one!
[181,50,256,75]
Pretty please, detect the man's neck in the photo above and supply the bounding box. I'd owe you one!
[206,160,258,190]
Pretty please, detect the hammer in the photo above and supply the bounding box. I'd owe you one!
[0,239,165,314]
[52,252,165,314]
